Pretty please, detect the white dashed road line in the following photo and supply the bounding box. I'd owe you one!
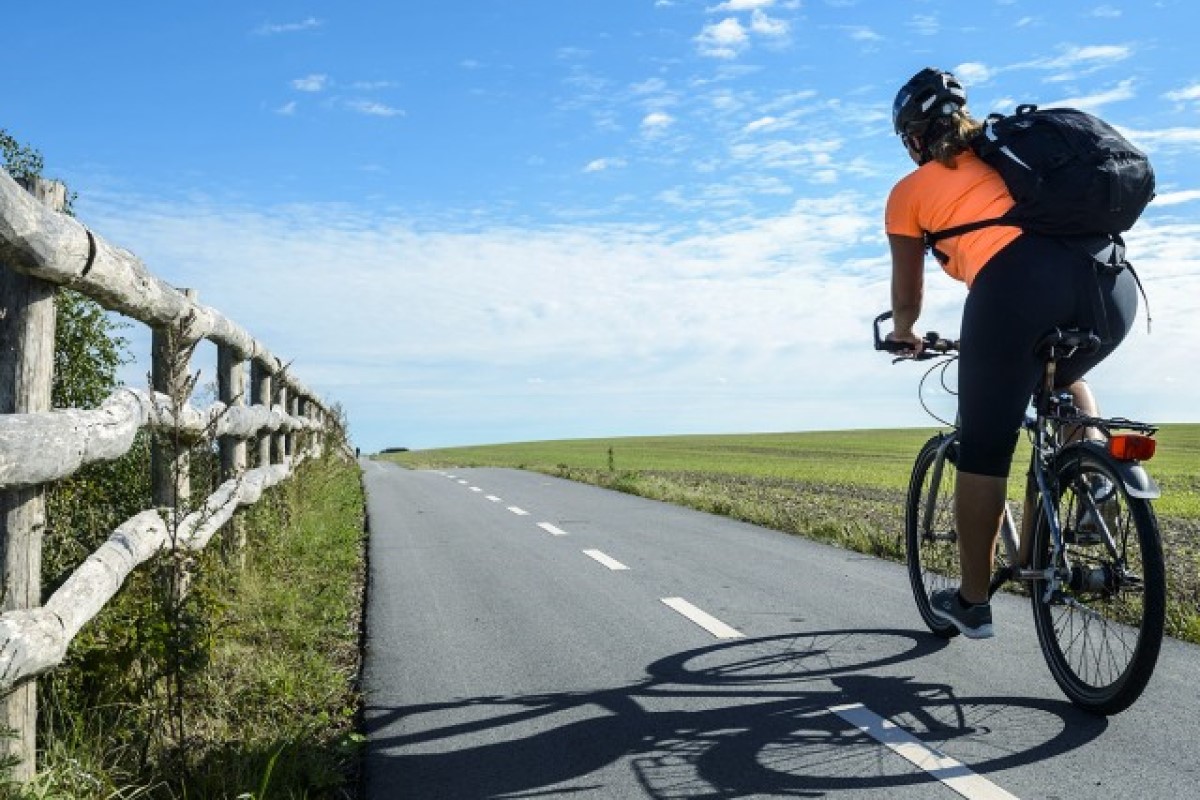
[583,549,629,571]
[430,468,1018,799]
[660,597,744,639]
[830,703,1021,800]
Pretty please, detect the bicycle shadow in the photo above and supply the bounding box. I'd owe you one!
[363,628,1107,799]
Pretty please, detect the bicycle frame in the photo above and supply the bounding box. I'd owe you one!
[993,345,1159,601]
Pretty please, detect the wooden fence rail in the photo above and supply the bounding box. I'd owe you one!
[0,169,343,780]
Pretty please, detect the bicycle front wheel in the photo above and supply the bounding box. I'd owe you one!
[905,434,961,638]
[1030,442,1166,715]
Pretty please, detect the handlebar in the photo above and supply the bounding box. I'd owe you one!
[873,311,959,361]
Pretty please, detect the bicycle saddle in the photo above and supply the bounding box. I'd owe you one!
[1034,327,1102,359]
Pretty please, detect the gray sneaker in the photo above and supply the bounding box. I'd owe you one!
[929,588,994,639]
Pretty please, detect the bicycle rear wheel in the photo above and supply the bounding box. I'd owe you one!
[1030,442,1165,715]
[905,434,961,638]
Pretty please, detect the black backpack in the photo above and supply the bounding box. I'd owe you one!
[925,104,1156,250]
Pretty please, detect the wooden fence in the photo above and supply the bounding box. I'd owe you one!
[0,170,344,780]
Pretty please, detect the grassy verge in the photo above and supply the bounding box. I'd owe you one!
[19,452,366,799]
[384,425,1200,644]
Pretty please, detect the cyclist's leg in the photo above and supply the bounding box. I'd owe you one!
[954,472,1006,604]
[955,235,1081,603]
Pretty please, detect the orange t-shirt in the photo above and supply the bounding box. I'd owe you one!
[885,151,1020,287]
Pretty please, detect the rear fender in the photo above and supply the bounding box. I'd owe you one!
[1059,441,1161,500]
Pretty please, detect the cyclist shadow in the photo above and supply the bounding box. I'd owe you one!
[364,628,1107,799]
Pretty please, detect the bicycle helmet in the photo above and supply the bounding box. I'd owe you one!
[892,67,967,137]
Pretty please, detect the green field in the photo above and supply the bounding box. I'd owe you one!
[384,425,1200,517]
[383,424,1200,642]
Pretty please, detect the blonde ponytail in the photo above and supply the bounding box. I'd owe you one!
[928,110,984,168]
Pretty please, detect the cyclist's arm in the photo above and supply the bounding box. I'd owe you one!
[888,233,925,345]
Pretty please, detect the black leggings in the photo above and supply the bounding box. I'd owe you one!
[956,234,1140,478]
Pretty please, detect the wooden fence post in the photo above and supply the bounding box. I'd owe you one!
[217,345,247,564]
[250,360,272,467]
[297,396,310,459]
[286,392,299,459]
[0,178,67,781]
[272,382,288,466]
[150,289,196,513]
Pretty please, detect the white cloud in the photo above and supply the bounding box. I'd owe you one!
[910,14,939,36]
[1153,190,1200,206]
[729,137,848,178]
[844,26,883,43]
[1164,84,1200,103]
[78,191,899,449]
[346,100,405,117]
[713,0,775,9]
[631,78,669,95]
[697,17,749,58]
[1091,5,1122,17]
[743,116,780,133]
[641,112,676,138]
[1033,44,1133,80]
[72,179,1200,451]
[255,17,322,35]
[1119,126,1200,151]
[1060,44,1131,64]
[749,9,789,37]
[952,62,994,86]
[695,7,788,59]
[1046,78,1136,112]
[292,74,330,92]
[584,158,627,173]
[275,101,297,116]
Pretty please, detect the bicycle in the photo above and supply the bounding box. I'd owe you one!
[872,310,1166,715]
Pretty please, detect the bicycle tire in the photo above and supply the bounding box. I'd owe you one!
[905,433,961,638]
[1030,442,1166,715]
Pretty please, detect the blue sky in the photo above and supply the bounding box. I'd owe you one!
[5,1,1199,451]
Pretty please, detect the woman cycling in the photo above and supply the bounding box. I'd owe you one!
[884,68,1140,638]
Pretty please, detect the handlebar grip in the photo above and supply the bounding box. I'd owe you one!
[879,339,912,353]
[873,310,959,357]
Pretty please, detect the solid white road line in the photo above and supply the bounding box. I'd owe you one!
[830,703,1020,800]
[537,522,570,537]
[507,506,530,516]
[583,549,629,571]
[660,597,744,639]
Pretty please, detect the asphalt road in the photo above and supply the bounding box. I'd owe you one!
[360,461,1200,800]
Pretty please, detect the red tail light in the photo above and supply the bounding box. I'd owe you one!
[1108,433,1156,461]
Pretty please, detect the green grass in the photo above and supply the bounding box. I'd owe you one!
[19,452,366,799]
[383,425,1200,642]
